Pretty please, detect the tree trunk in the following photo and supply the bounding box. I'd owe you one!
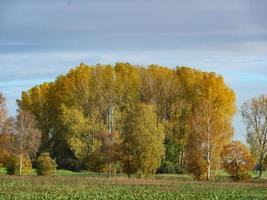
[19,153,23,176]
[206,116,211,181]
[108,163,112,178]
[207,161,211,180]
[180,148,184,168]
[207,144,211,180]
[235,162,239,180]
[259,159,263,178]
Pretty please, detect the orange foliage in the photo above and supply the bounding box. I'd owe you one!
[221,141,255,181]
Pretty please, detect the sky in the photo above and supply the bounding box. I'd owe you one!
[0,0,267,142]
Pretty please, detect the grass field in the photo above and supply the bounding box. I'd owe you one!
[0,175,266,200]
[0,168,267,199]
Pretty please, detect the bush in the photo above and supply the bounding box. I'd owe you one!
[174,164,186,174]
[221,141,255,181]
[57,158,80,171]
[36,153,56,176]
[6,155,32,175]
[187,158,207,180]
[157,161,176,174]
[0,151,9,167]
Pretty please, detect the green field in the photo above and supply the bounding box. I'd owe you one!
[0,176,266,200]
[0,170,267,200]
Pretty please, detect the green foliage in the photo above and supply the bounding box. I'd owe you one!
[157,160,176,174]
[84,130,122,174]
[122,104,165,177]
[0,177,266,200]
[5,155,32,175]
[264,156,267,169]
[164,139,180,164]
[60,105,103,161]
[36,152,57,176]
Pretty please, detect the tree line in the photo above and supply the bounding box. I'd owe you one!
[0,63,266,180]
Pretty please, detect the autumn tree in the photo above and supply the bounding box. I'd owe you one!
[185,73,236,180]
[122,104,164,178]
[18,83,53,153]
[12,110,41,175]
[86,130,122,175]
[18,63,236,173]
[36,152,57,176]
[60,105,102,162]
[0,93,14,166]
[140,66,187,172]
[241,95,267,178]
[6,155,32,175]
[221,141,255,181]
[173,67,203,170]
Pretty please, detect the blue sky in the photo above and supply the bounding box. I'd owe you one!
[1,0,267,142]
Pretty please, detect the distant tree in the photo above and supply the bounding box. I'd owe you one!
[122,104,165,178]
[36,152,56,176]
[12,110,41,175]
[221,141,255,181]
[18,83,53,153]
[0,93,10,133]
[0,93,14,166]
[241,95,267,178]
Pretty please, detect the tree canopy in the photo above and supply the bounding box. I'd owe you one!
[17,63,236,178]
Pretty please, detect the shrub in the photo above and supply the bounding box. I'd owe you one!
[36,153,56,176]
[174,164,186,174]
[221,141,255,181]
[6,155,32,175]
[57,158,80,171]
[157,161,176,174]
[185,148,207,180]
[0,151,9,167]
[186,158,207,180]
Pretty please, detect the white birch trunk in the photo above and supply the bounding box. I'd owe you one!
[19,153,23,176]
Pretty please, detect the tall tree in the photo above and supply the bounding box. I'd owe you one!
[18,83,53,152]
[241,95,267,177]
[122,104,164,178]
[13,110,41,175]
[185,73,236,180]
